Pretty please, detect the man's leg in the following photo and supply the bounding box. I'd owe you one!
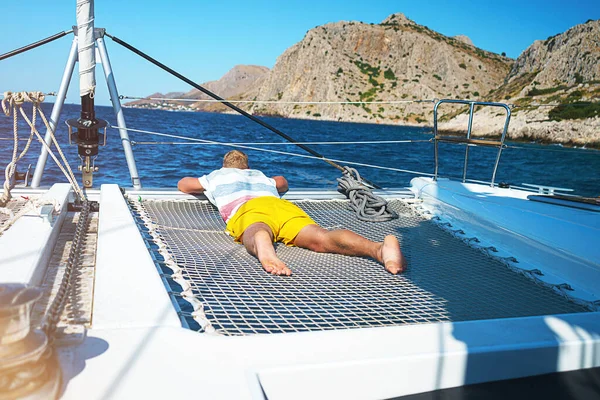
[241,222,292,276]
[293,225,406,274]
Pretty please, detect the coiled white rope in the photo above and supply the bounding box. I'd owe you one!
[1,91,85,204]
[0,92,35,207]
[337,167,398,222]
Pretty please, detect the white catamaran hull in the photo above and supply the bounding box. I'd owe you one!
[2,181,599,399]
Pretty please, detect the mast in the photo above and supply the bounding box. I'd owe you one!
[69,0,105,188]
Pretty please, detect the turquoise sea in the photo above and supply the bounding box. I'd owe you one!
[0,103,599,197]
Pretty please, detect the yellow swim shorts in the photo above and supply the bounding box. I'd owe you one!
[225,197,317,245]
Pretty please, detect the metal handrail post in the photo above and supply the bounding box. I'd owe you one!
[96,37,141,189]
[462,102,476,182]
[30,37,78,188]
[433,101,441,181]
[490,105,512,187]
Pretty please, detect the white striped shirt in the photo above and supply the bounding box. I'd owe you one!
[199,168,279,222]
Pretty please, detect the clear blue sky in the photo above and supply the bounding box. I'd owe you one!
[1,0,598,106]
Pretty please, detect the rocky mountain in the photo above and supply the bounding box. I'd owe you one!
[441,19,600,146]
[127,15,600,147]
[127,65,269,111]
[244,13,512,124]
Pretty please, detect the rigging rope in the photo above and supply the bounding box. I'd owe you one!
[120,94,435,105]
[109,125,436,177]
[130,139,432,146]
[0,31,72,62]
[1,91,85,202]
[0,91,91,346]
[0,93,34,206]
[337,167,398,222]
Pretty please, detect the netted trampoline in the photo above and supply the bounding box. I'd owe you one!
[130,197,589,336]
[0,197,38,236]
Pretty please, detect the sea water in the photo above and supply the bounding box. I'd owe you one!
[0,103,598,197]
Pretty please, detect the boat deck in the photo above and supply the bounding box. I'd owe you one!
[131,197,589,336]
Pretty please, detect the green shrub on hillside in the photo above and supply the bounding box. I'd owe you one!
[548,102,600,121]
[354,60,380,77]
[514,97,533,106]
[567,90,583,101]
[360,87,378,102]
[384,68,396,80]
[527,85,568,96]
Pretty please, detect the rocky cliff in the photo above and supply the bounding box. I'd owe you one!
[441,19,600,146]
[127,15,600,147]
[127,65,269,111]
[244,13,511,125]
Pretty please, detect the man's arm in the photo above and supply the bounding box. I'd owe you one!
[273,175,288,194]
[177,177,205,194]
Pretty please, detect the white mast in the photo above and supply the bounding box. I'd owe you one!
[73,0,104,188]
[76,0,96,98]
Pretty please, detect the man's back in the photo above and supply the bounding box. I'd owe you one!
[199,168,279,222]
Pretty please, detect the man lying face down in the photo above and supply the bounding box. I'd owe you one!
[177,150,405,276]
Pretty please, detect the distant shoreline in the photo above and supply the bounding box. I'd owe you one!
[120,104,600,150]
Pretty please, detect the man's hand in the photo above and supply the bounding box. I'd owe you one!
[177,177,205,194]
[273,176,288,194]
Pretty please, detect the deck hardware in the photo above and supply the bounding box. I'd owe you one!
[523,268,543,276]
[39,204,55,224]
[466,237,480,243]
[482,246,498,253]
[521,183,574,195]
[439,222,452,227]
[0,283,60,398]
[451,229,465,235]
[11,164,32,187]
[552,283,575,291]
[499,256,518,263]
[68,200,99,212]
[65,115,108,189]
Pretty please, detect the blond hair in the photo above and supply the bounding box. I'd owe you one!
[223,150,249,169]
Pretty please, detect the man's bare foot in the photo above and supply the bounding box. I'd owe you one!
[379,235,405,274]
[260,256,292,276]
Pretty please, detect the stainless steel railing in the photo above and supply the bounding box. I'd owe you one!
[433,99,511,186]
